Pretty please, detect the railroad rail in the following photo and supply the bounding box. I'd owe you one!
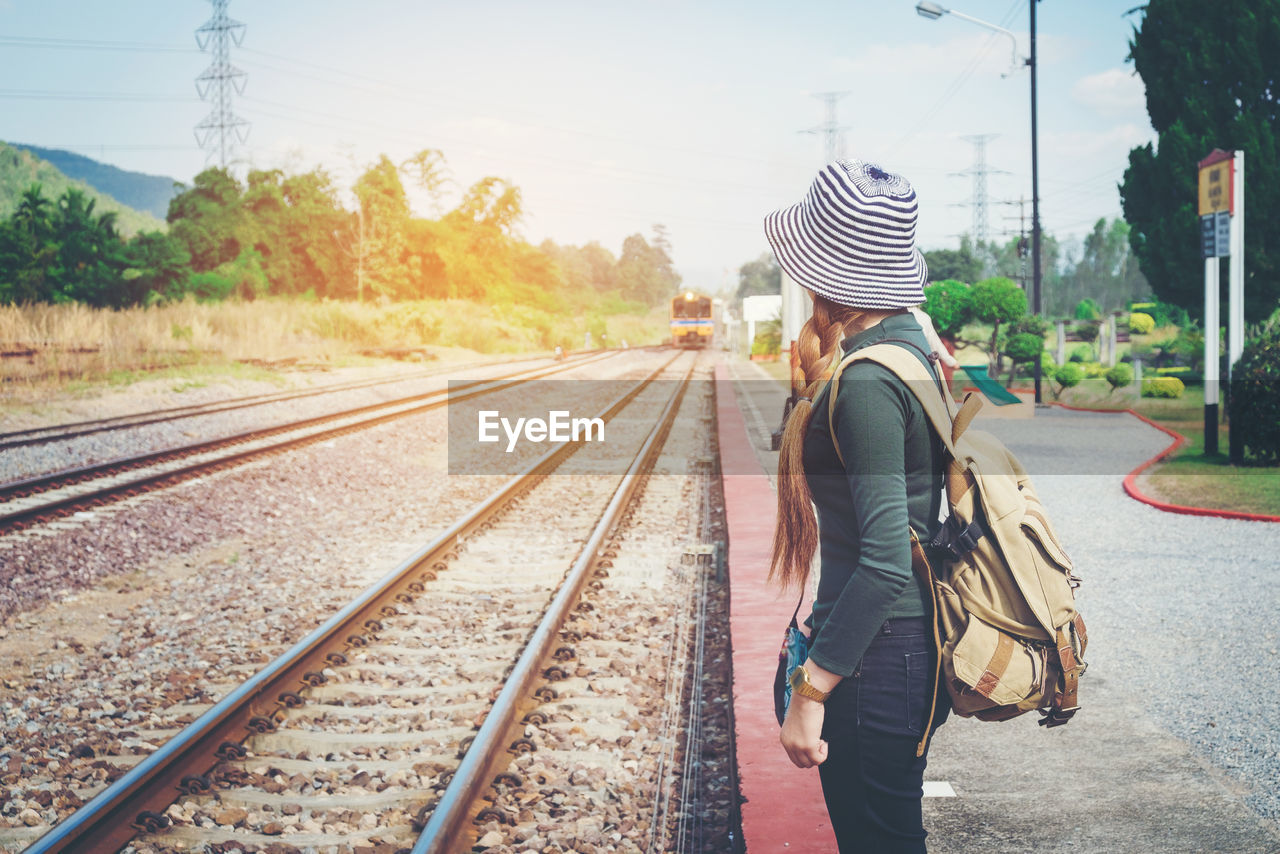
[0,350,605,451]
[0,350,621,534]
[23,351,696,853]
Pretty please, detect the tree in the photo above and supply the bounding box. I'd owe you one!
[922,279,973,338]
[352,156,413,300]
[615,231,681,306]
[120,231,192,305]
[168,168,245,272]
[969,276,1028,371]
[1121,0,1280,322]
[737,252,781,300]
[923,245,981,284]
[0,185,57,303]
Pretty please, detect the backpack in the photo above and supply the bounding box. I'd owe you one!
[827,340,1088,751]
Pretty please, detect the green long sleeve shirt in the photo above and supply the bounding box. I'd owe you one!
[802,312,945,677]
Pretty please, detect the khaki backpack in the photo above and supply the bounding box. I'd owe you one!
[827,340,1088,755]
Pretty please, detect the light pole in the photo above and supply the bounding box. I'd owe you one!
[915,0,1043,403]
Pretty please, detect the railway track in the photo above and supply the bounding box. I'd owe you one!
[0,351,608,452]
[18,350,718,853]
[0,350,622,535]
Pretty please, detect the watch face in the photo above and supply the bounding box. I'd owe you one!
[789,665,805,690]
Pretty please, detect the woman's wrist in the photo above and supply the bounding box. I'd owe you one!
[801,660,842,695]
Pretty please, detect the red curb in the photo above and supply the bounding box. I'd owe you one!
[715,363,835,852]
[1050,401,1280,523]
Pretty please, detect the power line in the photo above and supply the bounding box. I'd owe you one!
[0,88,195,102]
[0,35,198,53]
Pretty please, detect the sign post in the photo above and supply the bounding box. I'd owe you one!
[1228,152,1246,464]
[1197,149,1234,457]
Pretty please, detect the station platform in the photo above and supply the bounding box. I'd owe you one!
[715,353,1280,854]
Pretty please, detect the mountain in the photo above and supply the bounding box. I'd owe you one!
[0,141,168,237]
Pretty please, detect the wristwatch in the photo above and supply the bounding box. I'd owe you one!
[788,664,831,703]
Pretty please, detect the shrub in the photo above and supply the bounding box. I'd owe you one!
[1229,326,1280,464]
[1128,312,1155,335]
[1048,362,1084,400]
[1104,363,1133,394]
[922,279,973,338]
[1074,298,1102,320]
[751,319,781,356]
[1004,332,1043,365]
[1068,343,1094,362]
[1142,376,1185,398]
[1074,321,1100,343]
[1081,361,1109,379]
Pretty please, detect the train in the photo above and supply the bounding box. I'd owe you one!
[670,291,714,348]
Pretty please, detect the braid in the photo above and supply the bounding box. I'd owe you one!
[769,294,866,590]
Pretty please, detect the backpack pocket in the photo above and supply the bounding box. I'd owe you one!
[945,615,1044,715]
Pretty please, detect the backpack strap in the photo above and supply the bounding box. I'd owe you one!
[827,342,987,558]
[826,340,982,466]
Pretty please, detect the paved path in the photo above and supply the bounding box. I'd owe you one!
[725,356,1280,853]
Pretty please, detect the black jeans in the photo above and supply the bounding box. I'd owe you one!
[818,617,948,853]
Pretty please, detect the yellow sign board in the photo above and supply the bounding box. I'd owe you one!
[1198,150,1234,215]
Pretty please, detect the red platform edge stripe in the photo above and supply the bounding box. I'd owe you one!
[1051,401,1280,523]
[715,364,835,851]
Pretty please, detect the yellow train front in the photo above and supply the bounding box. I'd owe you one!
[670,291,713,348]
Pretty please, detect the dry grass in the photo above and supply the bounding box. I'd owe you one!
[0,298,670,390]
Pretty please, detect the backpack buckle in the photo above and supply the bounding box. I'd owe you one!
[1037,706,1079,728]
[929,515,986,560]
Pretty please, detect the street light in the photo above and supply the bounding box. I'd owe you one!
[914,1,1023,77]
[916,0,1044,403]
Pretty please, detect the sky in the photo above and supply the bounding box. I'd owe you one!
[0,0,1155,294]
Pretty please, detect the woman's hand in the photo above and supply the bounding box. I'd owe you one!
[910,306,960,369]
[780,694,829,768]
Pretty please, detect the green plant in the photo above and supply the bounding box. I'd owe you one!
[1081,361,1109,379]
[1074,298,1102,320]
[1003,332,1044,384]
[1074,321,1100,343]
[1104,363,1133,394]
[751,319,781,356]
[922,279,973,338]
[1068,343,1094,362]
[1128,311,1155,334]
[1048,362,1084,400]
[1228,326,1280,464]
[1142,376,1185,398]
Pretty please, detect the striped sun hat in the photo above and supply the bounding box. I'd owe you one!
[764,159,928,309]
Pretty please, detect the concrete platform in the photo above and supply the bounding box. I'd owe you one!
[717,353,1280,853]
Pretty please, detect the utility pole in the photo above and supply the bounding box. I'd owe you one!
[1030,0,1044,403]
[998,196,1029,290]
[194,0,250,168]
[953,134,1006,245]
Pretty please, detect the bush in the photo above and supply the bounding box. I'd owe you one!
[1068,343,1094,362]
[922,279,973,338]
[751,319,781,356]
[1104,363,1133,394]
[1229,326,1280,464]
[1128,312,1155,335]
[1081,361,1109,379]
[1074,298,1102,320]
[1004,332,1043,365]
[1142,376,1185,398]
[1074,321,1100,343]
[1131,299,1190,329]
[1048,362,1084,400]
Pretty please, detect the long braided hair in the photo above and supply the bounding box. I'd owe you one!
[769,293,869,591]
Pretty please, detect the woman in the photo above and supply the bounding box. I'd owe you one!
[765,159,952,852]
